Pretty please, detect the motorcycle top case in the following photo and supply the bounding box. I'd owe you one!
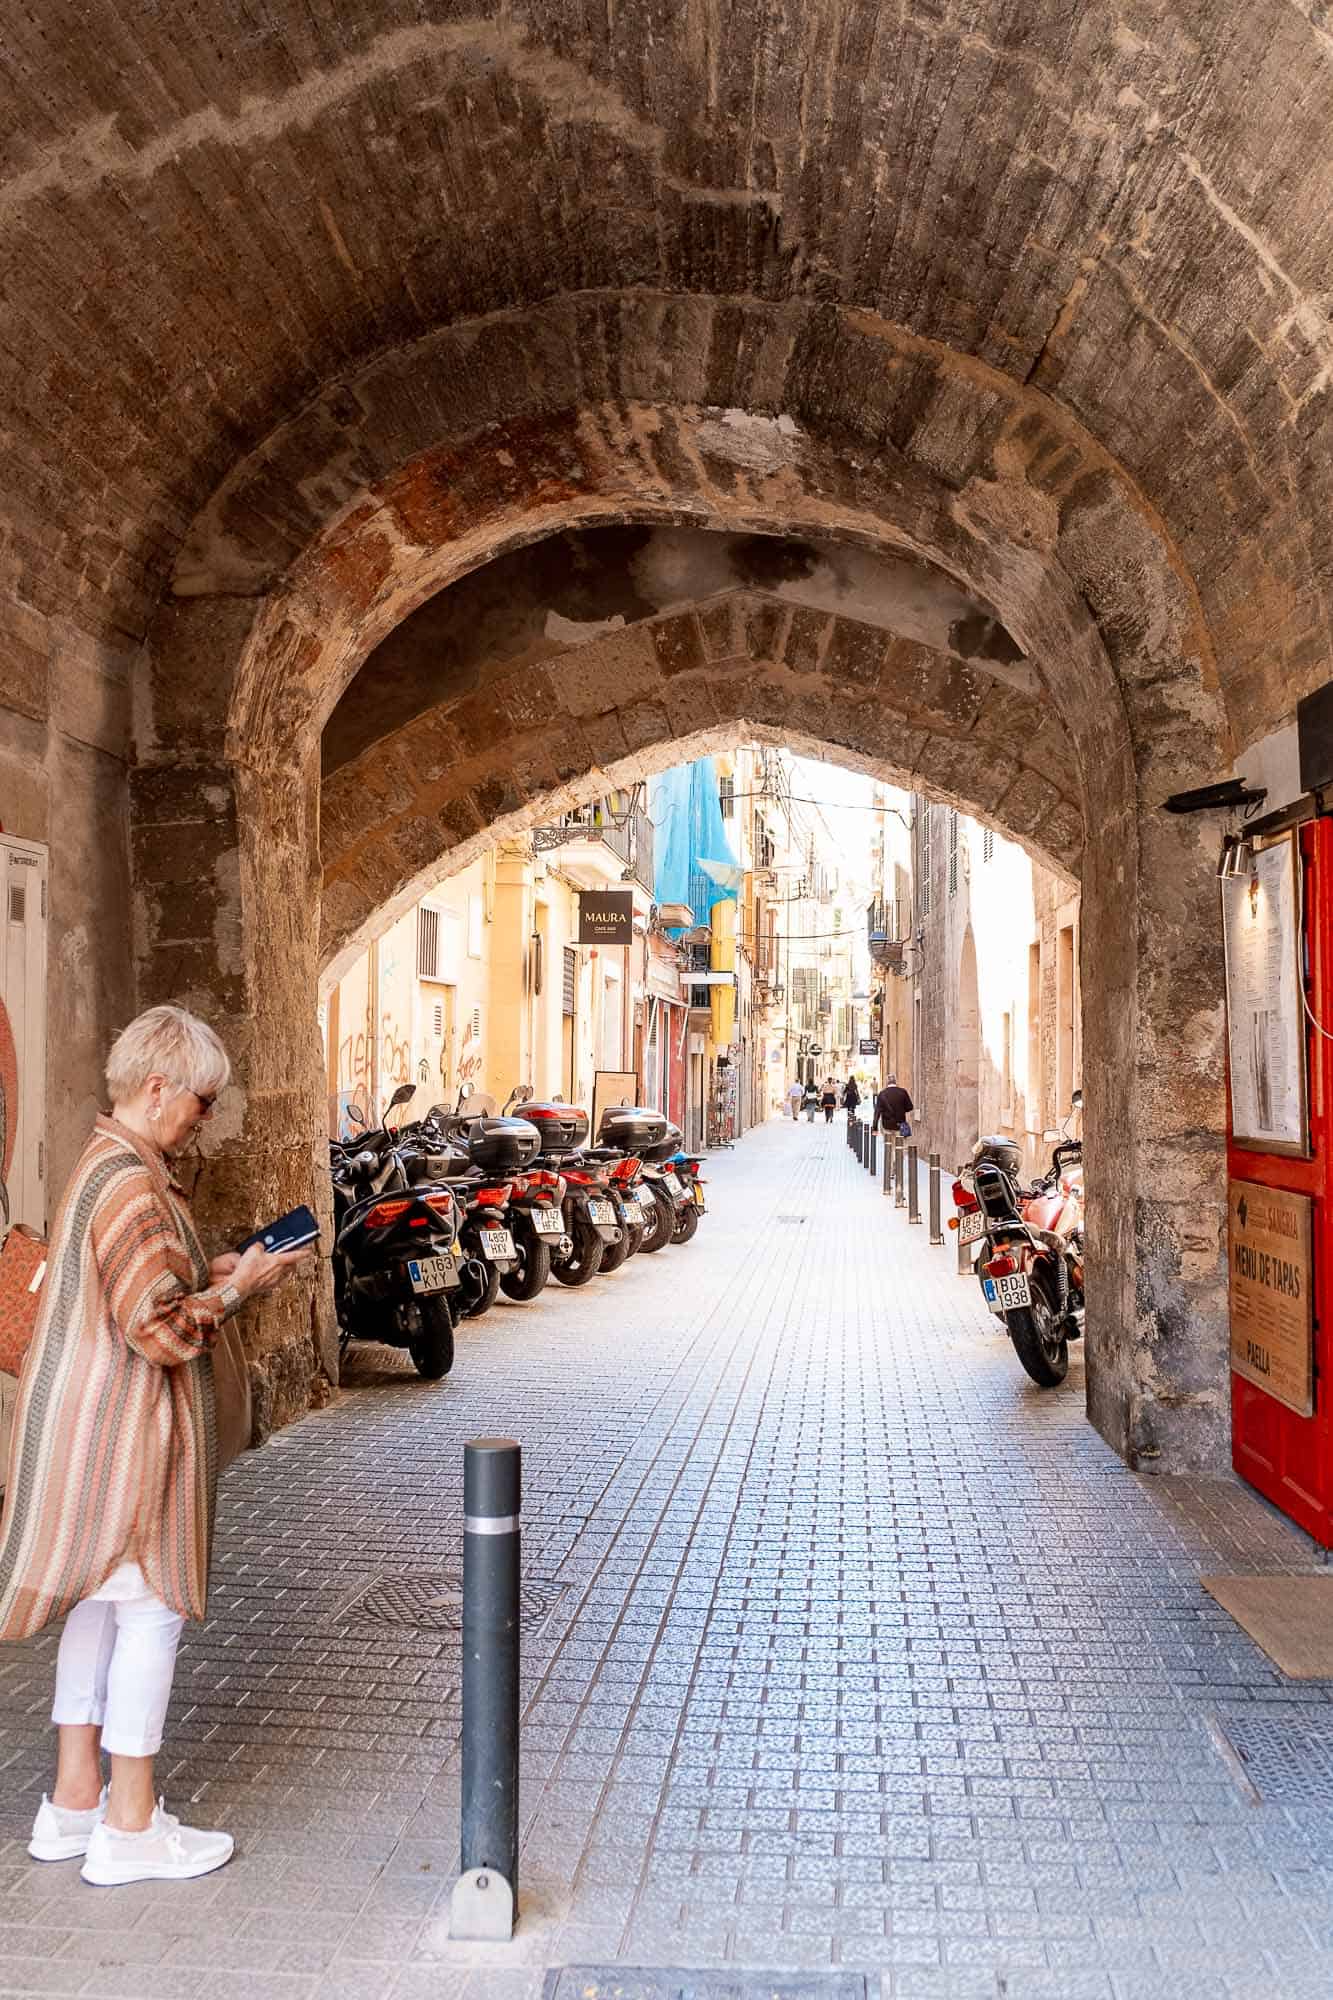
[465,1116,542,1172]
[639,1121,685,1164]
[521,1102,590,1156]
[597,1105,669,1152]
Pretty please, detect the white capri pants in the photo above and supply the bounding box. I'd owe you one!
[51,1563,184,1758]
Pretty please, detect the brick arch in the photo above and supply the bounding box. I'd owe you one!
[318,597,1082,981]
[134,310,1232,1465]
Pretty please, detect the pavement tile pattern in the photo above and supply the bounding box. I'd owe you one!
[0,1118,1331,1999]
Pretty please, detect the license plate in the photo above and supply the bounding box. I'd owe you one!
[692,1185,706,1210]
[408,1256,453,1293]
[620,1198,644,1224]
[532,1207,564,1234]
[480,1228,515,1259]
[982,1272,1031,1310]
[662,1172,683,1197]
[958,1209,986,1245]
[588,1200,617,1225]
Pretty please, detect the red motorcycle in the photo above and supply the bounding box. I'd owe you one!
[951,1106,1084,1387]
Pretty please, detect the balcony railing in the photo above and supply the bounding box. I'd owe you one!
[533,795,655,891]
[867,892,906,972]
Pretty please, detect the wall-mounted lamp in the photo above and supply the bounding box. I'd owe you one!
[1217,834,1253,879]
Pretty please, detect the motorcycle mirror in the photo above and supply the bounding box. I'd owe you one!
[346,1102,367,1129]
[387,1082,415,1110]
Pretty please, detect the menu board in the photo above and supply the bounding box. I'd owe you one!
[1228,1178,1314,1416]
[1222,833,1308,1155]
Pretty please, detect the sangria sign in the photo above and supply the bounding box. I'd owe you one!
[1227,1177,1314,1416]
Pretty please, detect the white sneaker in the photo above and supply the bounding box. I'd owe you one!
[80,1801,233,1886]
[28,1788,109,1862]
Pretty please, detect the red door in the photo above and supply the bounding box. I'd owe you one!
[1231,819,1333,1546]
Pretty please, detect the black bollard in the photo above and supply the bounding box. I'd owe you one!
[450,1438,521,1940]
[907,1144,921,1223]
[894,1136,907,1208]
[868,1127,878,1178]
[882,1133,892,1197]
[855,1119,865,1163]
[928,1154,943,1245]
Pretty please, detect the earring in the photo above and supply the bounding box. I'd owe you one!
[150,1104,162,1125]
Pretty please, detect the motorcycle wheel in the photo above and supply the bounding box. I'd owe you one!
[624,1223,645,1259]
[464,1256,503,1317]
[1006,1271,1069,1387]
[637,1186,674,1254]
[598,1226,632,1274]
[500,1230,551,1301]
[409,1297,455,1379]
[672,1201,700,1245]
[552,1209,605,1286]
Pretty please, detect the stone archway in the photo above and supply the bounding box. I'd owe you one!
[133,302,1233,1467]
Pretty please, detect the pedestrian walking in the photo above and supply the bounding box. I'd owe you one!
[820,1078,839,1123]
[0,1006,312,1888]
[803,1079,821,1122]
[871,1073,915,1138]
[842,1075,861,1121]
[786,1078,804,1121]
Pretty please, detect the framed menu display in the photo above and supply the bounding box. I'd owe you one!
[1222,831,1309,1156]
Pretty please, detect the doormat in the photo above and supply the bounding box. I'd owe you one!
[542,1977,870,2000]
[1202,1574,1333,1678]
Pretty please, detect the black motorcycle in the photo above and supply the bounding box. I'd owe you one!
[331,1086,462,1379]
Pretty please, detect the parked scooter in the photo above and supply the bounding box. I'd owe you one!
[518,1101,624,1284]
[401,1094,546,1313]
[665,1147,707,1243]
[635,1121,693,1252]
[951,1092,1085,1387]
[330,1084,462,1378]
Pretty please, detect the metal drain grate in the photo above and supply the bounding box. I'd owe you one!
[1211,1714,1333,1805]
[775,1214,810,1224]
[336,1572,565,1634]
[543,1975,868,2000]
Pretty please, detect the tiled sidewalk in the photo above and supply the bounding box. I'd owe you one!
[0,1119,1331,1999]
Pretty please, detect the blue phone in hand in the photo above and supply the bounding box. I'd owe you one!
[236,1205,319,1256]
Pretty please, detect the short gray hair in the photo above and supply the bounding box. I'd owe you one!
[105,1005,231,1106]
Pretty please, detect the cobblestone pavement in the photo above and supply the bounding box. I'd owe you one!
[1,1118,1332,2000]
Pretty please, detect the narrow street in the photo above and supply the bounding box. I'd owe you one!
[1,1120,1331,2000]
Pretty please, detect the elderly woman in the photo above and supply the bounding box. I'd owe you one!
[0,1005,309,1887]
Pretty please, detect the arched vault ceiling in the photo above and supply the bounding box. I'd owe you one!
[322,523,1029,774]
[5,1,1331,743]
[316,591,1081,974]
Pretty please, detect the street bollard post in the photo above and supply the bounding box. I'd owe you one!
[868,1127,878,1178]
[882,1132,892,1196]
[853,1118,862,1162]
[928,1154,943,1245]
[450,1438,521,1941]
[907,1144,921,1223]
[894,1137,907,1208]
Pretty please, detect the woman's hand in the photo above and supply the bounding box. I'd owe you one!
[229,1242,316,1302]
[209,1253,241,1284]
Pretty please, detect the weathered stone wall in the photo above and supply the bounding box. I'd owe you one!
[0,629,132,1212]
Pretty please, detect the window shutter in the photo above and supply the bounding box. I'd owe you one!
[417,907,440,979]
[562,946,577,1017]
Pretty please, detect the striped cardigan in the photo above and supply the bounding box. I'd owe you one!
[0,1116,237,1640]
